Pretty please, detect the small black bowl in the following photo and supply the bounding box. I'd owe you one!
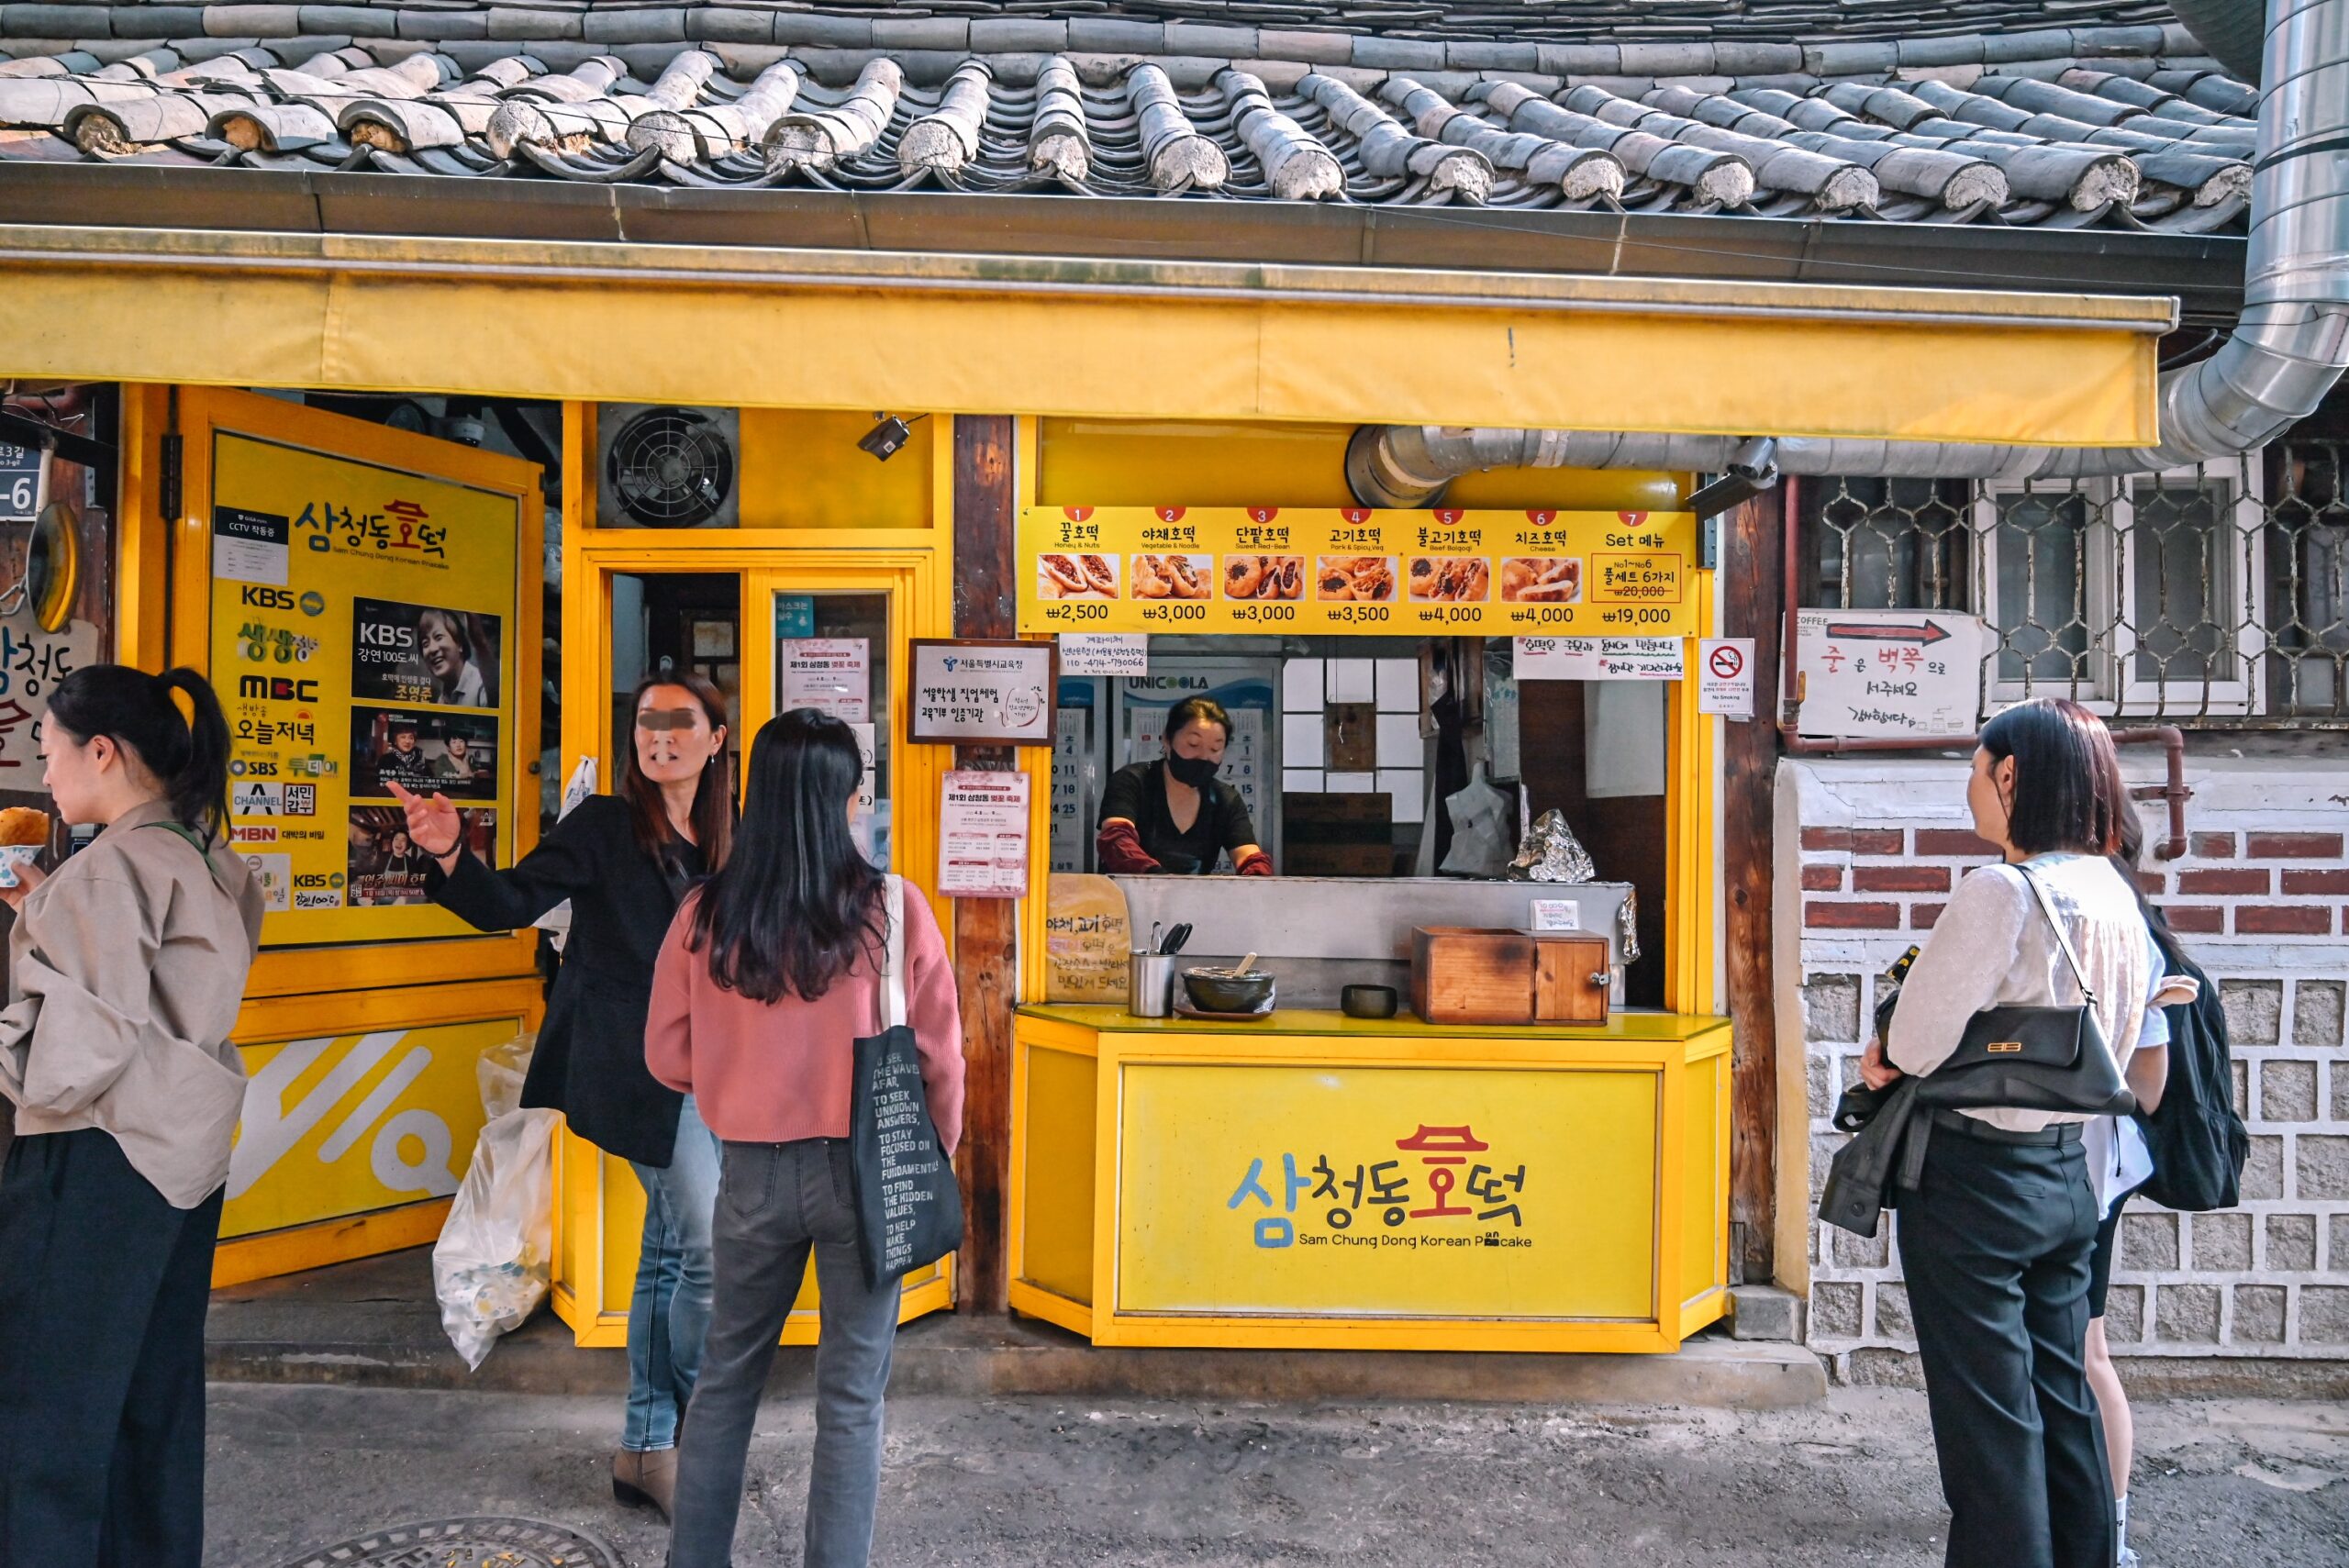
[1183,967,1275,1014]
[1341,984,1399,1019]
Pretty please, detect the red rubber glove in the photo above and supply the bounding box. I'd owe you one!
[1235,849,1274,877]
[1097,820,1163,873]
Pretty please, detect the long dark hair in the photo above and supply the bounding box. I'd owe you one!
[687,706,882,1004]
[1978,696,2125,858]
[47,664,231,839]
[2111,803,2176,947]
[618,672,735,873]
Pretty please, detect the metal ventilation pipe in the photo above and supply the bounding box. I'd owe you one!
[1347,0,2349,506]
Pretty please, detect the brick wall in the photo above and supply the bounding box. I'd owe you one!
[1776,753,2349,1379]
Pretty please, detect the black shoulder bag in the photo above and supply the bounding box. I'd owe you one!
[1911,863,2135,1118]
[847,874,965,1289]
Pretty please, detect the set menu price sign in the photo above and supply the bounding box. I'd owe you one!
[208,431,519,947]
[1017,507,1699,639]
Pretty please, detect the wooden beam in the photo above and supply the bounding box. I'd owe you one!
[951,414,1017,1315]
[1720,487,1786,1285]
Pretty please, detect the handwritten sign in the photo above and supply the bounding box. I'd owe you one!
[940,769,1031,898]
[1513,636,1685,681]
[1792,609,1983,739]
[0,612,102,773]
[1044,873,1130,1002]
[908,639,1054,746]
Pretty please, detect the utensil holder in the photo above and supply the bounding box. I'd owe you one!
[1129,951,1177,1018]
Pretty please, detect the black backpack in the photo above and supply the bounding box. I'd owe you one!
[2133,927,2249,1213]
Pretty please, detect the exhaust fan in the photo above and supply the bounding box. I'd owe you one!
[596,405,739,528]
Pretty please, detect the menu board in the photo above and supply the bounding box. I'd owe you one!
[209,431,518,947]
[1018,507,1699,639]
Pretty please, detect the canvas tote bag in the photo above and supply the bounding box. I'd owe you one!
[847,874,964,1288]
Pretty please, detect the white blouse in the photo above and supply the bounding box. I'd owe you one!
[1887,852,2152,1134]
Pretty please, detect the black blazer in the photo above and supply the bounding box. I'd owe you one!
[426,794,696,1168]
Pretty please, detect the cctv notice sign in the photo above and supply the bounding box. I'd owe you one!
[208,431,519,947]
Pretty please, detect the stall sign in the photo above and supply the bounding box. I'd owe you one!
[1698,637,1755,720]
[1792,610,1984,739]
[939,768,1031,898]
[779,637,870,722]
[1513,637,1685,681]
[1042,873,1130,1003]
[221,1018,518,1240]
[0,441,39,522]
[1018,508,1699,639]
[207,431,518,947]
[1117,1063,1657,1318]
[1057,632,1148,676]
[0,610,101,773]
[909,639,1054,745]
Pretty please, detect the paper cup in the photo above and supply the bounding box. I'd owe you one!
[0,844,39,889]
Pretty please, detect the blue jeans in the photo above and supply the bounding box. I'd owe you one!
[622,1095,722,1453]
[669,1139,902,1568]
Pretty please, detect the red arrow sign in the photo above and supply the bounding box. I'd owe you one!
[1822,618,1952,645]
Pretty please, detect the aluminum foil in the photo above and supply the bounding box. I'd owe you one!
[1506,808,1596,884]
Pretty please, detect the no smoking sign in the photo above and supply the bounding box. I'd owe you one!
[1698,638,1754,720]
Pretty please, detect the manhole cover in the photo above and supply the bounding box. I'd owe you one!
[270,1517,621,1568]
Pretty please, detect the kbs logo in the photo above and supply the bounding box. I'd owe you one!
[359,620,416,652]
[294,872,346,891]
[239,675,320,703]
[240,585,297,612]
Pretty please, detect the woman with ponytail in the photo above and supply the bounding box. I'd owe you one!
[0,664,262,1568]
[390,671,733,1518]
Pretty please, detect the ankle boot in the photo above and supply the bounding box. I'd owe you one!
[612,1445,679,1520]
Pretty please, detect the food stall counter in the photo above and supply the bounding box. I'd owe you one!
[1008,1003,1731,1353]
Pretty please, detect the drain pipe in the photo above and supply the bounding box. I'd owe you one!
[1347,0,2349,505]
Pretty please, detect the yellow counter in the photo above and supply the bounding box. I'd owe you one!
[1010,1005,1731,1352]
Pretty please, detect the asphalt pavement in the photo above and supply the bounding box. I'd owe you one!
[203,1383,2348,1567]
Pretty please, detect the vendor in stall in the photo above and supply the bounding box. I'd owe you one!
[1095,695,1272,876]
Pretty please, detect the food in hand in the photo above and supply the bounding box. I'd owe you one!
[1498,556,1582,603]
[1037,552,1119,600]
[1316,556,1396,603]
[0,806,50,846]
[1408,556,1491,603]
[1219,554,1302,602]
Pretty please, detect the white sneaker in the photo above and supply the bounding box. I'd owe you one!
[2119,1548,2142,1568]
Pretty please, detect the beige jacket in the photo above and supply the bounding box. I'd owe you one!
[0,799,263,1207]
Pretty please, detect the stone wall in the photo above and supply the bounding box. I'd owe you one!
[1778,752,2349,1382]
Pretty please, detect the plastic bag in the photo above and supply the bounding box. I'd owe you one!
[475,1031,536,1123]
[431,1106,559,1370]
[1438,766,1514,878]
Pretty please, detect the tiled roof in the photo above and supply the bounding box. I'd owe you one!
[0,9,2258,232]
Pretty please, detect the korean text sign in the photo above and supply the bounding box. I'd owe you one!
[1792,609,1984,739]
[208,431,519,946]
[1017,507,1699,639]
[908,639,1054,745]
[1115,1062,1659,1318]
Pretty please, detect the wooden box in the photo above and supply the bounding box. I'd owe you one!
[1408,927,1611,1026]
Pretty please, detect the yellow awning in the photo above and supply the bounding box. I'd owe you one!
[0,224,2172,445]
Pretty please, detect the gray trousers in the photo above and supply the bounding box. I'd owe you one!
[669,1138,900,1568]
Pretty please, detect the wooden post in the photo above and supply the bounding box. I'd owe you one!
[950,415,1017,1314]
[1720,488,1786,1284]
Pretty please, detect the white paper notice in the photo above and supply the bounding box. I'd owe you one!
[1698,637,1756,720]
[1058,632,1148,676]
[1530,898,1582,931]
[779,638,871,722]
[939,769,1031,899]
[1513,636,1685,681]
[212,506,290,586]
[1792,610,1983,739]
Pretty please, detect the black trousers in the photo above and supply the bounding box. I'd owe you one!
[1896,1120,2115,1568]
[0,1128,223,1568]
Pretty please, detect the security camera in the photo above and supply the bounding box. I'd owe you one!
[858,415,913,462]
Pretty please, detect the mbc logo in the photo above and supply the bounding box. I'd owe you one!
[239,675,320,702]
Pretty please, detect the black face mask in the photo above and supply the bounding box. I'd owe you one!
[1164,753,1221,789]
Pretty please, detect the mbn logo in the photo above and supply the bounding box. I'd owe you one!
[239,675,320,702]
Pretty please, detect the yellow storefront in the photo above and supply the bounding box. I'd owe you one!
[5,224,2170,1351]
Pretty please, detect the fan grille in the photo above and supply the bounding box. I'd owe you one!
[605,408,734,528]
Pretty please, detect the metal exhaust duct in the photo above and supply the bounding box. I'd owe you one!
[1347,0,2349,506]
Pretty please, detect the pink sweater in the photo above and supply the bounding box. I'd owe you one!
[645,884,964,1153]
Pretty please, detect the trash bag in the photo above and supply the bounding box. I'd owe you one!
[475,1030,536,1123]
[431,1106,559,1370]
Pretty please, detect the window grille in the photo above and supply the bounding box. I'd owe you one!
[1798,436,2349,726]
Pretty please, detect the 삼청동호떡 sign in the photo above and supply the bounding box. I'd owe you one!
[209,431,519,946]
